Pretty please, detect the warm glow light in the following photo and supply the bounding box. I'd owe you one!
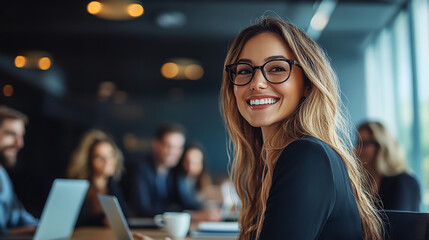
[14,56,26,68]
[127,4,144,17]
[3,85,13,97]
[87,1,102,15]
[161,62,179,79]
[38,57,51,70]
[184,64,204,80]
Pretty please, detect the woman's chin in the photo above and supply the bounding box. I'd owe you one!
[247,119,279,128]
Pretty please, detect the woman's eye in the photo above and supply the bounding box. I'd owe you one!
[237,69,252,75]
[268,66,286,72]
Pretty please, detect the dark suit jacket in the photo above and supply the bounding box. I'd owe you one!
[124,154,201,217]
[259,137,363,240]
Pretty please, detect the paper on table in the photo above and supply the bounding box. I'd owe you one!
[189,231,238,238]
[189,221,239,238]
[197,221,239,232]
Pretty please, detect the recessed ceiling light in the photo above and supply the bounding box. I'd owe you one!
[14,51,53,70]
[184,64,204,80]
[87,0,144,20]
[160,58,204,80]
[161,62,180,79]
[14,56,26,68]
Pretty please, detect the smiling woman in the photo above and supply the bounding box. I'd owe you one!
[221,16,383,240]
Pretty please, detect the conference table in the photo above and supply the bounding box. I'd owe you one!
[71,226,237,240]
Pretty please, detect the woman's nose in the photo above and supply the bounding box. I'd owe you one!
[249,69,268,90]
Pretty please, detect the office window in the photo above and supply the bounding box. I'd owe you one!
[364,29,397,134]
[412,0,429,211]
[392,11,414,171]
[364,0,429,210]
[364,28,397,136]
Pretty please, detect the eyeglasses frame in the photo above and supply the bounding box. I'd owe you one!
[225,59,302,86]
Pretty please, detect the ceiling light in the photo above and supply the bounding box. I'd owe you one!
[87,1,102,15]
[87,0,144,20]
[161,62,180,79]
[127,3,144,17]
[14,51,53,70]
[161,58,204,80]
[307,0,338,41]
[310,13,329,31]
[38,57,52,70]
[184,64,204,80]
[14,56,26,68]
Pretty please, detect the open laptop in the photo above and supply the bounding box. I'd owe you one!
[4,179,89,240]
[98,194,133,240]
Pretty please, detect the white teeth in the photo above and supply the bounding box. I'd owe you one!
[249,98,278,106]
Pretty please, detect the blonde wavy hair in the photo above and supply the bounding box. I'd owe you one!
[220,16,383,240]
[67,129,124,181]
[358,121,408,176]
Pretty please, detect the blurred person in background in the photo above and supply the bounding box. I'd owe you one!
[176,142,212,204]
[124,123,221,221]
[67,129,129,226]
[175,142,222,221]
[0,106,37,236]
[356,121,421,211]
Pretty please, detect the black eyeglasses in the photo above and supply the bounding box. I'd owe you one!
[225,59,301,86]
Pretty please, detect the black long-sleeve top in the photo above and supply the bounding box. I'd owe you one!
[259,137,363,240]
[379,172,421,211]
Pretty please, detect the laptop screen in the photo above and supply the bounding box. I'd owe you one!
[33,179,89,240]
[98,194,133,240]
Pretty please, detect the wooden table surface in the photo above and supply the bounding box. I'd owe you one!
[71,226,237,240]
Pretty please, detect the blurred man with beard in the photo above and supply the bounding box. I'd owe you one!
[0,106,37,236]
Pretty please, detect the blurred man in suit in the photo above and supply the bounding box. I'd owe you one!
[125,123,221,221]
[125,123,191,216]
[0,106,37,235]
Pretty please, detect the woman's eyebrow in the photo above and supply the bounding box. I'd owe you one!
[236,58,252,63]
[237,55,287,64]
[265,55,286,61]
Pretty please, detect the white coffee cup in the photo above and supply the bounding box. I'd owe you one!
[154,212,191,239]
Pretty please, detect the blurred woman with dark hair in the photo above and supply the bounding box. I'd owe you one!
[174,142,223,221]
[175,142,213,206]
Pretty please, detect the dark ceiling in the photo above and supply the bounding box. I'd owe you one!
[0,0,406,102]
